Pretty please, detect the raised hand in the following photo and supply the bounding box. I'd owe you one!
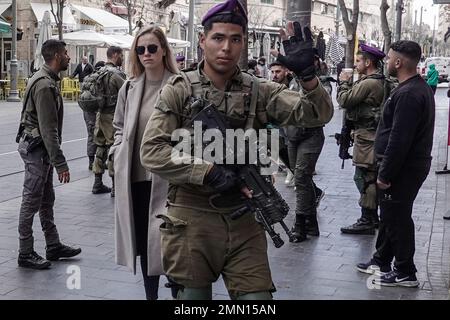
[277,21,316,82]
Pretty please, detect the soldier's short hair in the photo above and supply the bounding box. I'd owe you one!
[356,50,381,69]
[107,46,123,59]
[203,13,247,35]
[390,40,421,64]
[269,61,287,69]
[41,39,66,64]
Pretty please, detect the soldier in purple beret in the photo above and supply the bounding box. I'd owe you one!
[140,0,333,300]
[337,43,391,236]
[176,54,185,69]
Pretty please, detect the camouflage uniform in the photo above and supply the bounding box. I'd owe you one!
[283,71,326,240]
[337,73,385,233]
[92,63,125,192]
[140,61,333,298]
[17,64,67,254]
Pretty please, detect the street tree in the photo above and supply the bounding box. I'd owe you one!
[380,0,392,54]
[118,0,143,35]
[337,0,359,68]
[49,0,65,40]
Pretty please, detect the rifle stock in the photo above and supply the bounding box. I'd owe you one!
[334,110,353,169]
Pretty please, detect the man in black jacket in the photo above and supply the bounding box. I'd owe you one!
[71,56,94,83]
[357,40,435,288]
[72,56,95,169]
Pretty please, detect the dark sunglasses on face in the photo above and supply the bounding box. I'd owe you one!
[135,44,158,55]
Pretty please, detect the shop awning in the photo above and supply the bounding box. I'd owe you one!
[70,4,129,34]
[30,2,76,27]
[52,29,128,48]
[0,3,10,17]
[0,18,10,33]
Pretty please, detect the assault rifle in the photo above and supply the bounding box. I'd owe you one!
[334,116,353,169]
[189,100,295,248]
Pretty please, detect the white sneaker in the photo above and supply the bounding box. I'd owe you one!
[284,171,294,185]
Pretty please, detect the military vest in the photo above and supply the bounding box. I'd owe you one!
[345,73,385,129]
[179,69,264,131]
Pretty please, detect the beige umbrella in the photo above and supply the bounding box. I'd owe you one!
[34,11,52,71]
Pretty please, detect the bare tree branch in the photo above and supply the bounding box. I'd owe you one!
[337,0,359,68]
[380,0,391,54]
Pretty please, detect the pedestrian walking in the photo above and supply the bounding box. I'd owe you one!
[110,25,178,300]
[139,0,333,299]
[426,63,439,95]
[72,56,96,169]
[16,39,81,270]
[357,40,435,288]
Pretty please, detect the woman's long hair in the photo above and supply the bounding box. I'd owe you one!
[129,25,178,78]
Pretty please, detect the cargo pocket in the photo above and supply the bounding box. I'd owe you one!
[353,130,375,166]
[157,213,192,280]
[23,163,46,194]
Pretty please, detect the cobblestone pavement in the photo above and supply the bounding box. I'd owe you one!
[0,84,449,300]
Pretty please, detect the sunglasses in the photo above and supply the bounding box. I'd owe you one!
[135,44,158,55]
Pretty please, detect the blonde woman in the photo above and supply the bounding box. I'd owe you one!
[109,26,178,300]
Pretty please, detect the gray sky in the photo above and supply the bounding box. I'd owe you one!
[412,0,440,28]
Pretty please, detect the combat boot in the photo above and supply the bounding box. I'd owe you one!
[88,156,94,171]
[18,251,51,270]
[92,174,111,194]
[340,208,376,235]
[305,214,320,236]
[110,177,115,198]
[290,215,308,243]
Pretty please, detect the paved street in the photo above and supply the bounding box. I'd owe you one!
[0,84,449,300]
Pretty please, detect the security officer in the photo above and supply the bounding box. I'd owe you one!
[17,39,81,269]
[140,0,333,300]
[337,44,386,235]
[91,46,126,196]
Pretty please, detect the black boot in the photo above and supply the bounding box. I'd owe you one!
[340,208,376,235]
[88,156,94,171]
[92,174,111,194]
[110,177,115,198]
[305,214,320,236]
[290,215,308,243]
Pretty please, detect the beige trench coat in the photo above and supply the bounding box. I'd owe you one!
[110,70,174,275]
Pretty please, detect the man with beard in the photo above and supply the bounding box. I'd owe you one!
[337,44,386,235]
[91,46,126,197]
[16,40,81,269]
[357,41,435,288]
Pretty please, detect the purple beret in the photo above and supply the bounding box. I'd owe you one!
[176,55,185,62]
[359,44,386,60]
[201,0,248,26]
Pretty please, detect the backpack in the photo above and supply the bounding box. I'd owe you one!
[77,66,111,113]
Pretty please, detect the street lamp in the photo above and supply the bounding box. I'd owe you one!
[7,0,20,102]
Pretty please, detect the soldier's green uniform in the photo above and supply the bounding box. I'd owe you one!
[140,61,333,298]
[17,64,67,255]
[337,72,385,233]
[92,62,126,194]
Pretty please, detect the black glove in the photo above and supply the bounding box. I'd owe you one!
[204,165,237,193]
[277,22,316,82]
